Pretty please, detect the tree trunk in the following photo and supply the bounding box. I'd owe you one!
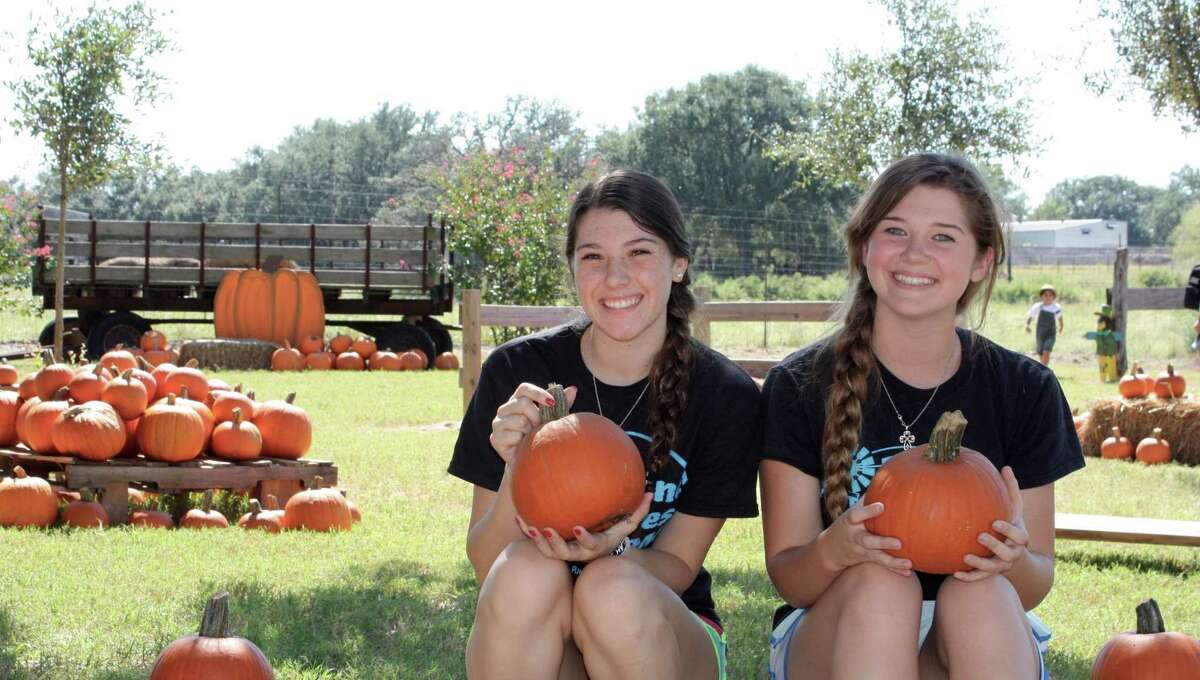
[55,166,67,363]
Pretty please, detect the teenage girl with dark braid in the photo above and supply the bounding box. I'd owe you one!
[760,154,1084,680]
[448,170,760,680]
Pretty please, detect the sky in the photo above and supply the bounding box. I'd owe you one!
[1,0,1198,207]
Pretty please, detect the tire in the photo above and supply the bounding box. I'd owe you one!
[39,317,87,361]
[415,316,453,356]
[86,312,150,359]
[375,323,436,369]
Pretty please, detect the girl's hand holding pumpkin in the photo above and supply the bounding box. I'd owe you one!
[489,383,579,463]
[825,500,912,577]
[516,492,653,563]
[954,466,1029,581]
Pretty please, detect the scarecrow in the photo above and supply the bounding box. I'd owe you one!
[1085,303,1122,382]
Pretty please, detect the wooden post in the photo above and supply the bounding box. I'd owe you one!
[103,482,128,525]
[694,286,711,346]
[461,289,482,414]
[1113,248,1128,376]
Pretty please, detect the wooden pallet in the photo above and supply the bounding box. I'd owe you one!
[1055,513,1200,547]
[0,446,337,525]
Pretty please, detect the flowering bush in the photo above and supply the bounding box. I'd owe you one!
[1,190,45,314]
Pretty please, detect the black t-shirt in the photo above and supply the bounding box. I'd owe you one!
[448,323,761,626]
[762,327,1085,618]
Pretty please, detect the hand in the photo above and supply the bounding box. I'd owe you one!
[489,383,578,463]
[824,500,912,577]
[954,466,1029,581]
[516,492,653,563]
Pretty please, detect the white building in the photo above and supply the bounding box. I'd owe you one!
[1009,219,1127,248]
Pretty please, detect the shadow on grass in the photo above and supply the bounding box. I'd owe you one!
[1057,545,1199,576]
[1044,647,1096,680]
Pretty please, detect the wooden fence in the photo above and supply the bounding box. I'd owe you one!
[1109,248,1191,375]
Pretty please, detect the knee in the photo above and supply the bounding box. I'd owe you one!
[572,557,662,645]
[935,575,1019,625]
[835,562,922,611]
[477,540,571,625]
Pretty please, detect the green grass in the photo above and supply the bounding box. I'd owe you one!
[1,264,1199,678]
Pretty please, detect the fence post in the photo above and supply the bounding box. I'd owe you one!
[461,289,482,414]
[694,286,711,346]
[1112,248,1128,376]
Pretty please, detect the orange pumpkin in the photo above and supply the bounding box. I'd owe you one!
[329,334,353,354]
[22,388,73,454]
[130,509,174,529]
[101,369,149,420]
[67,363,109,403]
[304,351,334,371]
[0,363,18,386]
[434,352,460,370]
[117,417,141,458]
[150,592,274,679]
[150,361,177,400]
[1154,365,1186,400]
[207,378,233,396]
[129,358,158,396]
[100,348,138,375]
[371,351,402,371]
[863,411,1009,574]
[238,499,284,533]
[52,402,127,461]
[0,466,59,528]
[1118,368,1148,399]
[139,394,206,463]
[14,396,41,448]
[334,351,365,371]
[213,267,325,348]
[1138,365,1156,396]
[1091,598,1200,680]
[212,388,256,423]
[211,409,262,461]
[62,490,109,528]
[271,342,304,371]
[352,336,377,358]
[140,330,168,351]
[181,490,230,529]
[398,351,424,371]
[162,359,209,404]
[17,374,37,400]
[1100,427,1133,460]
[1135,428,1171,465]
[35,350,75,400]
[0,390,20,447]
[511,384,646,538]
[252,393,311,460]
[172,386,216,441]
[298,335,325,355]
[283,476,352,532]
[143,349,174,367]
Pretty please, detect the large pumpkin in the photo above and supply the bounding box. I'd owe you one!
[0,466,59,528]
[511,384,646,538]
[52,402,127,461]
[213,267,324,349]
[863,410,1009,574]
[282,476,352,532]
[1091,598,1200,680]
[0,389,20,447]
[211,409,262,461]
[139,394,206,463]
[252,393,311,459]
[150,592,274,679]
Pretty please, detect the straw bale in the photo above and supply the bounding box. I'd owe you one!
[1080,396,1200,466]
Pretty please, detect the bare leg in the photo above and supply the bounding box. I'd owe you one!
[921,576,1039,680]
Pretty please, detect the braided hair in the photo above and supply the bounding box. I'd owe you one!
[565,170,695,472]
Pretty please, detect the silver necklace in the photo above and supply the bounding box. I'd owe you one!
[592,374,650,429]
[877,345,958,450]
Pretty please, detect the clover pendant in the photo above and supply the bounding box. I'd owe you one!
[899,429,916,450]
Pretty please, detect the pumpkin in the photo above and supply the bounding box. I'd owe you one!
[17,374,37,400]
[511,384,646,538]
[434,352,460,370]
[334,351,365,371]
[22,388,73,454]
[150,591,274,680]
[863,410,1009,574]
[271,342,304,371]
[0,466,59,528]
[211,409,262,461]
[15,396,40,447]
[101,369,149,420]
[1118,368,1148,399]
[207,378,233,395]
[67,362,109,403]
[130,509,174,528]
[351,336,377,358]
[1100,427,1133,460]
[213,267,325,349]
[252,393,311,460]
[0,363,18,386]
[172,387,216,440]
[52,402,126,461]
[1154,365,1186,400]
[139,393,206,462]
[35,350,75,400]
[62,490,109,528]
[140,329,168,351]
[1074,411,1090,445]
[1138,365,1156,396]
[298,335,325,355]
[163,359,209,404]
[0,390,20,446]
[371,351,401,371]
[1091,598,1200,680]
[283,476,352,531]
[304,351,334,371]
[237,499,284,533]
[117,417,141,458]
[212,387,256,423]
[1135,428,1171,465]
[143,348,174,366]
[398,351,424,371]
[181,490,230,529]
[149,361,178,400]
[100,348,138,375]
[329,334,353,354]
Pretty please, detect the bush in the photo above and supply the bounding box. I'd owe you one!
[693,271,850,301]
[1137,267,1183,288]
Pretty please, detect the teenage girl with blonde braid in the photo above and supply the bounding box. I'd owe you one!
[760,153,1084,680]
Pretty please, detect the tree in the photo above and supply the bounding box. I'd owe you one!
[454,95,594,184]
[0,179,45,314]
[770,0,1036,189]
[1171,202,1200,264]
[1143,165,1200,244]
[6,2,170,360]
[1031,175,1161,244]
[1092,0,1200,131]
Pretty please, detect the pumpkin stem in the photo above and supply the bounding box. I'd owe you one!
[121,369,133,381]
[1111,426,1121,438]
[247,390,257,401]
[1135,598,1166,635]
[538,383,569,423]
[285,392,296,404]
[198,592,232,638]
[180,386,191,400]
[185,359,200,369]
[924,410,968,464]
[232,408,243,426]
[311,476,324,489]
[248,499,263,515]
[13,466,27,479]
[1151,427,1163,440]
[200,489,214,513]
[166,394,177,406]
[80,488,94,503]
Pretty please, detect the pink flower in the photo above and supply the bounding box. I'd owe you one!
[514,211,523,221]
[33,245,52,257]
[502,162,514,178]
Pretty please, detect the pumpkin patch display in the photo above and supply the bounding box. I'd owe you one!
[863,410,1009,574]
[149,591,274,680]
[0,466,59,528]
[61,490,109,528]
[282,476,352,531]
[1100,427,1133,460]
[138,394,206,463]
[1091,598,1200,680]
[434,352,459,370]
[211,409,262,461]
[181,490,230,529]
[1154,365,1186,400]
[52,402,127,461]
[1135,428,1171,465]
[213,267,325,349]
[253,393,311,459]
[511,384,646,538]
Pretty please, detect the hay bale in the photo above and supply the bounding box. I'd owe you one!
[178,339,278,370]
[1081,396,1200,466]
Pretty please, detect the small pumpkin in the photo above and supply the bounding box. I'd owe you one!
[334,351,365,371]
[101,369,149,420]
[211,386,256,423]
[1100,426,1133,461]
[51,402,126,461]
[0,466,59,528]
[67,362,110,403]
[434,352,460,370]
[130,509,174,529]
[0,363,18,386]
[143,348,174,367]
[252,393,311,460]
[329,334,353,354]
[162,359,209,404]
[62,489,109,528]
[140,329,168,351]
[149,361,178,399]
[211,409,262,461]
[1138,365,1156,395]
[283,476,352,532]
[298,335,325,355]
[398,351,424,371]
[138,393,206,463]
[271,342,304,371]
[0,390,20,447]
[149,591,274,680]
[173,386,216,440]
[1118,367,1148,399]
[351,336,377,358]
[100,348,138,375]
[17,374,37,400]
[1154,365,1186,400]
[1135,428,1171,465]
[863,410,1009,574]
[181,490,230,529]
[304,351,334,371]
[22,387,73,454]
[237,498,284,533]
[370,351,401,371]
[35,350,75,400]
[1091,598,1200,680]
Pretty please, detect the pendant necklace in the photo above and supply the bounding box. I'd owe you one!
[592,374,650,429]
[877,342,958,450]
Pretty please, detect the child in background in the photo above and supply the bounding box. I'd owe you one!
[1025,284,1063,365]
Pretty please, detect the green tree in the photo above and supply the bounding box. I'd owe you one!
[1170,202,1200,264]
[1092,0,1200,131]
[979,162,1031,221]
[6,2,170,359]
[1031,175,1161,244]
[1143,165,1200,244]
[0,180,44,314]
[455,96,593,184]
[770,0,1036,189]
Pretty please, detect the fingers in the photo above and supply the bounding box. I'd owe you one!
[979,528,1026,563]
[1001,466,1024,522]
[563,385,578,408]
[845,501,885,525]
[858,533,903,553]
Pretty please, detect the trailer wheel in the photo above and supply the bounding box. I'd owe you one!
[38,317,87,362]
[86,312,150,359]
[415,316,453,356]
[376,323,436,369]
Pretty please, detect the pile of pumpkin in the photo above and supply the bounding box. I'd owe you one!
[1075,363,1193,466]
[120,329,180,367]
[270,333,460,372]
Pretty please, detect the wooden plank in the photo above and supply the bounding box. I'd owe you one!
[734,358,776,379]
[0,447,77,465]
[479,304,583,328]
[64,462,337,488]
[1112,248,1128,376]
[462,289,482,413]
[701,301,838,322]
[1055,512,1200,547]
[48,265,424,288]
[1125,287,1187,310]
[61,241,428,266]
[693,287,712,346]
[52,219,437,241]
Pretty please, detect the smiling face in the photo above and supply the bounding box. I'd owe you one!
[571,208,688,346]
[863,184,994,325]
[1041,290,1056,304]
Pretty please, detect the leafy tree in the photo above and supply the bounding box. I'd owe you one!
[770,0,1036,189]
[6,2,170,359]
[0,179,45,314]
[1031,175,1161,244]
[1091,0,1200,131]
[1142,165,1200,244]
[1170,202,1200,264]
[979,162,1031,221]
[454,96,593,184]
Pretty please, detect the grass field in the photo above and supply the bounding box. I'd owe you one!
[1,263,1198,678]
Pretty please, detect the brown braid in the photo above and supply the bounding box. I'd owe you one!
[646,283,695,471]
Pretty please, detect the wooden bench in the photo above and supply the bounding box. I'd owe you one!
[1054,512,1200,547]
